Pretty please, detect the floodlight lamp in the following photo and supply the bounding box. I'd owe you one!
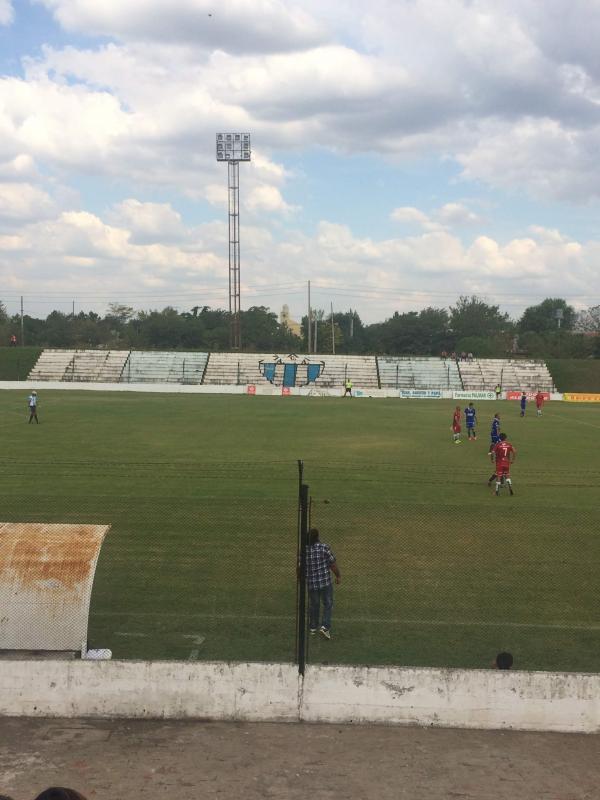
[216,132,251,162]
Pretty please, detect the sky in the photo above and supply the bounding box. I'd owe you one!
[1,0,600,324]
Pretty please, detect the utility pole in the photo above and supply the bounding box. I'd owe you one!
[314,313,318,352]
[20,296,24,347]
[350,309,354,339]
[307,280,312,354]
[331,302,335,355]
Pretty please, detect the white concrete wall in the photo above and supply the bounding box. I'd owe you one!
[0,660,598,733]
[0,661,299,722]
[302,665,600,733]
[0,382,566,400]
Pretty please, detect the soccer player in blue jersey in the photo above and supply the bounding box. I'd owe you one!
[464,402,477,440]
[520,391,527,417]
[487,413,501,484]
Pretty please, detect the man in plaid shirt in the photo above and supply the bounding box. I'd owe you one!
[306,528,341,640]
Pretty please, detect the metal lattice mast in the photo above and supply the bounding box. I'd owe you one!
[217,132,251,351]
[228,160,241,350]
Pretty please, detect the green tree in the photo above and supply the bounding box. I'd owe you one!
[450,296,511,343]
[518,298,575,334]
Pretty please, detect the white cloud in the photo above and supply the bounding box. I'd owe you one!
[0,0,13,26]
[109,199,186,244]
[0,182,55,222]
[437,203,483,227]
[246,184,296,214]
[36,0,325,53]
[0,198,597,320]
[12,1,600,202]
[391,203,482,231]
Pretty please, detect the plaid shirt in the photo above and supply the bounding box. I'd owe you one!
[306,542,335,589]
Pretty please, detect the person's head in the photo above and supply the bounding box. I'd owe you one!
[32,390,37,396]
[33,789,88,800]
[494,413,500,419]
[455,405,460,412]
[499,432,507,441]
[495,652,514,670]
[468,402,474,408]
[308,528,320,546]
[522,391,526,396]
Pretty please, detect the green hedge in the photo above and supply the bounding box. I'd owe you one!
[0,347,42,381]
[547,358,600,392]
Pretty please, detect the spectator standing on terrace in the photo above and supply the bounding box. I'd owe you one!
[535,390,545,416]
[306,528,341,640]
[343,377,353,397]
[520,391,527,417]
[495,383,502,400]
[464,402,477,440]
[27,390,39,424]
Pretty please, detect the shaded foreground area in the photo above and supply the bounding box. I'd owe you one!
[0,717,598,800]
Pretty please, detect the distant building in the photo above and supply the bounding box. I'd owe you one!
[280,304,301,337]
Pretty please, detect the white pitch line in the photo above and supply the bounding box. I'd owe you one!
[183,634,206,660]
[97,611,600,632]
[543,410,600,430]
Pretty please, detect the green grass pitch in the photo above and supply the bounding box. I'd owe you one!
[1,390,599,672]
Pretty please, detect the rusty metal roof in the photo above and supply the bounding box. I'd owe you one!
[0,522,111,652]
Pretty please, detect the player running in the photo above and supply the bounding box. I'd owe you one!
[535,390,545,416]
[464,402,477,440]
[489,433,516,496]
[451,405,462,444]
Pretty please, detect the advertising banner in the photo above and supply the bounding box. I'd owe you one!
[399,389,442,399]
[506,391,550,401]
[563,393,600,403]
[453,391,496,401]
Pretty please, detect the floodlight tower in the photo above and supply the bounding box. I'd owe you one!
[216,132,251,350]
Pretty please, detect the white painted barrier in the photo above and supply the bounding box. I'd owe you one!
[0,660,598,733]
[302,665,600,733]
[0,382,567,400]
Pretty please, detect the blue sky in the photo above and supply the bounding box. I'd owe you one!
[1,0,600,323]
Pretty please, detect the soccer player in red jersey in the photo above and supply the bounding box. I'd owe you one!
[490,433,516,496]
[451,405,462,444]
[535,390,545,416]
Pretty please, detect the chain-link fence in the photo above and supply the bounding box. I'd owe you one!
[300,495,600,673]
[1,460,598,672]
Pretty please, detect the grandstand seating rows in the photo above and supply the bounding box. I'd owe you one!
[378,357,463,390]
[459,358,554,392]
[26,350,556,391]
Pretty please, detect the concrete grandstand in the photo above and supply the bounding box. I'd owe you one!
[27,350,556,391]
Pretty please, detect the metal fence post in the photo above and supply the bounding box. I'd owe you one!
[296,469,309,676]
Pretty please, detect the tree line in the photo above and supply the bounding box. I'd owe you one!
[1,296,598,359]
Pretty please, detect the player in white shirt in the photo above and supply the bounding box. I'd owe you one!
[28,390,39,424]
